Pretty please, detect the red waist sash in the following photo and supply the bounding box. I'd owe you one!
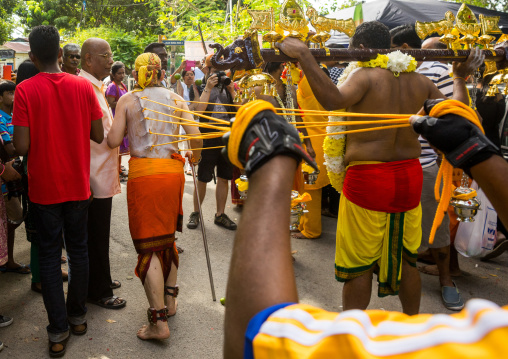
[342,159,423,213]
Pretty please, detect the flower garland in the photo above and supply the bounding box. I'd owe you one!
[323,51,417,191]
[358,51,417,77]
[323,62,359,192]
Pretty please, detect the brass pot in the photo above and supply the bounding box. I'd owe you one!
[236,175,248,200]
[450,187,481,222]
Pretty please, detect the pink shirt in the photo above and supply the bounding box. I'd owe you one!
[79,70,121,199]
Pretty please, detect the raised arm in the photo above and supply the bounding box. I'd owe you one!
[174,98,202,161]
[107,95,128,148]
[451,47,485,105]
[276,38,367,111]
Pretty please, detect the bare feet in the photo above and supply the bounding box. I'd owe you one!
[137,322,170,340]
[418,264,439,276]
[166,296,178,317]
[291,232,319,239]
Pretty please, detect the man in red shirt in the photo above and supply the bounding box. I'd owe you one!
[12,25,104,358]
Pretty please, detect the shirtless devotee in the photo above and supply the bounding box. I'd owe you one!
[107,53,202,340]
[276,21,484,314]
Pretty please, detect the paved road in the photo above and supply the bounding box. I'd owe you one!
[1,161,508,358]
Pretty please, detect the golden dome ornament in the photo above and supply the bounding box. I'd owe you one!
[455,4,481,49]
[277,0,308,40]
[237,69,277,102]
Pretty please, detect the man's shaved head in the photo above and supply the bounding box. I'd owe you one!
[81,38,114,80]
[422,37,448,50]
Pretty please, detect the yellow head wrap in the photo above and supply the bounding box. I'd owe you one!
[135,53,162,89]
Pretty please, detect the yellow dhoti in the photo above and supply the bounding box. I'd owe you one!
[335,160,423,297]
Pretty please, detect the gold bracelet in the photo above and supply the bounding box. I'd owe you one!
[453,76,467,82]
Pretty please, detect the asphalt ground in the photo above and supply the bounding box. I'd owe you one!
[1,159,508,358]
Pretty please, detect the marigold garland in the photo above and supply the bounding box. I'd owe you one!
[359,51,417,77]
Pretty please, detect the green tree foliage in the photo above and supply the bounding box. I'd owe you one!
[15,0,161,35]
[446,0,508,12]
[140,0,311,43]
[0,0,17,43]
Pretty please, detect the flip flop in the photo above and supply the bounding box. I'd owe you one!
[481,240,508,261]
[88,296,126,310]
[442,282,464,311]
[110,280,121,290]
[0,264,31,274]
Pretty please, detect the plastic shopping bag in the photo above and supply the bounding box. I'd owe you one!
[454,182,497,258]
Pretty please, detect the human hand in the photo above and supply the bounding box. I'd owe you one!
[205,74,218,90]
[1,160,21,182]
[275,37,310,60]
[410,99,499,174]
[185,151,199,165]
[494,41,508,70]
[179,60,187,70]
[452,47,485,78]
[222,103,318,176]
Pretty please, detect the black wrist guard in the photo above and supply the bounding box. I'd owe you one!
[413,101,500,176]
[222,109,318,177]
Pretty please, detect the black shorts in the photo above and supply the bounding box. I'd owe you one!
[197,147,233,182]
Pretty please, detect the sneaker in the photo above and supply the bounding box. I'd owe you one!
[0,340,3,351]
[187,212,200,229]
[441,282,465,311]
[214,213,237,230]
[0,315,13,328]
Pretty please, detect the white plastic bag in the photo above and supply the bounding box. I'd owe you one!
[454,181,497,258]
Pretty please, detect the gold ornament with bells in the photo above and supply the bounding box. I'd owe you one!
[234,69,277,103]
[450,173,481,222]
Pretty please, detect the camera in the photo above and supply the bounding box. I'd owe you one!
[215,71,232,87]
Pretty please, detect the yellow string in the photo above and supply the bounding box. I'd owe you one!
[174,99,413,118]
[428,99,484,245]
[303,124,410,139]
[177,145,225,151]
[140,97,231,125]
[144,115,227,132]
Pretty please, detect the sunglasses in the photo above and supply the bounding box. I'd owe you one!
[66,54,81,60]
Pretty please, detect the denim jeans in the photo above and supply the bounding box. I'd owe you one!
[33,198,90,342]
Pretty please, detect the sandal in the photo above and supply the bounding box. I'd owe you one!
[164,285,179,317]
[110,280,121,290]
[70,322,87,336]
[89,296,126,310]
[48,335,69,358]
[0,263,31,274]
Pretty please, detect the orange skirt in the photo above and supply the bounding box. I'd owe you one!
[127,155,185,283]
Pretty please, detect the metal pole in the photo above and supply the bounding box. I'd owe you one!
[198,23,208,55]
[190,162,217,301]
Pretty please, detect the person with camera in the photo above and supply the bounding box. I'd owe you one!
[187,57,238,230]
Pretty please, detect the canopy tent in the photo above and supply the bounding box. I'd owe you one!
[326,0,508,45]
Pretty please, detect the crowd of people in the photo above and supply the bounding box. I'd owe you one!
[0,20,507,358]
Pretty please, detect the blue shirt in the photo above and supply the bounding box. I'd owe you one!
[0,109,13,144]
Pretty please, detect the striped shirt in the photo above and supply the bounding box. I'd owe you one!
[416,62,453,168]
[246,299,508,358]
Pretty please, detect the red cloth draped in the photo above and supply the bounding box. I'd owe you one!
[342,159,423,213]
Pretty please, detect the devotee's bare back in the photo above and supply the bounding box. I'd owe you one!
[344,68,444,165]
